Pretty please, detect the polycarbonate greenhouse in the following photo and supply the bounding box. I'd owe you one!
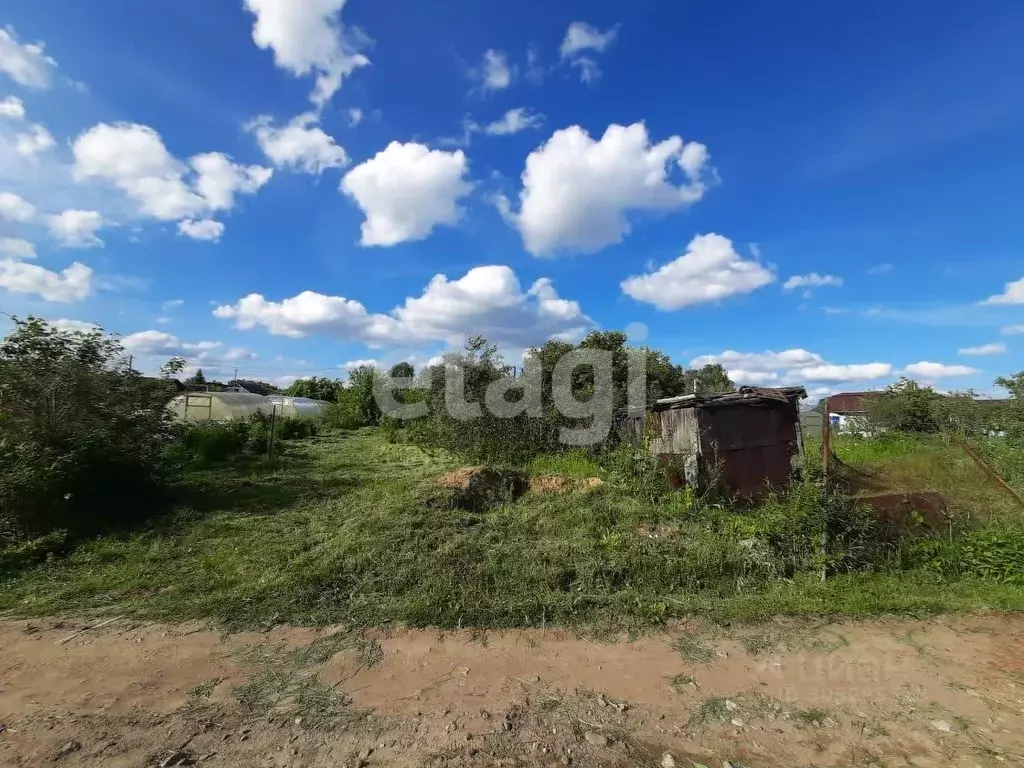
[265,396,330,419]
[167,392,274,422]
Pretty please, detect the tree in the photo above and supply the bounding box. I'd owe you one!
[682,363,735,396]
[348,365,382,425]
[0,317,179,539]
[161,357,187,378]
[390,362,415,379]
[184,368,206,388]
[285,376,341,402]
[867,378,941,433]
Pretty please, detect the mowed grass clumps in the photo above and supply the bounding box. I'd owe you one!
[3,430,1024,629]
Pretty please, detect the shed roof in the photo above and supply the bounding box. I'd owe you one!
[654,386,806,412]
[826,391,879,413]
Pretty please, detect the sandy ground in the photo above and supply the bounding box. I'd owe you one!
[1,614,1023,767]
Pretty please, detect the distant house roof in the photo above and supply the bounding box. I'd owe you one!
[826,391,879,414]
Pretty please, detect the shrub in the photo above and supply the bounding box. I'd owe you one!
[910,530,1024,584]
[0,318,178,541]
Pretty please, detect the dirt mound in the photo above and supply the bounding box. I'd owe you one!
[436,467,528,510]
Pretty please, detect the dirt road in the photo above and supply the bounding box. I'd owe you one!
[1,614,1022,767]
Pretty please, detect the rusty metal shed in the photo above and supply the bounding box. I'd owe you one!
[646,386,807,499]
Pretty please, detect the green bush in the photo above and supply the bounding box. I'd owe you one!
[0,318,179,541]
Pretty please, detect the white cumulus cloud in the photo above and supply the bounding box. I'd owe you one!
[214,265,591,350]
[247,112,349,174]
[72,122,270,235]
[622,233,775,310]
[904,362,980,379]
[0,259,92,302]
[959,343,1006,356]
[191,152,273,211]
[981,277,1024,306]
[15,123,54,157]
[791,363,893,383]
[243,0,370,108]
[178,219,226,243]
[783,273,843,291]
[690,348,893,387]
[178,219,225,242]
[0,237,35,259]
[0,26,58,89]
[47,210,104,248]
[340,141,473,246]
[484,108,544,136]
[0,95,25,119]
[0,191,35,221]
[502,122,714,256]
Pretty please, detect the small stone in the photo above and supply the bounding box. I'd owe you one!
[584,731,608,747]
[731,718,744,727]
[725,699,739,712]
[56,741,82,759]
[358,747,373,760]
[661,753,677,768]
[932,720,952,733]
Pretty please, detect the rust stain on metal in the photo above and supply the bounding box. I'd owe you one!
[647,386,807,501]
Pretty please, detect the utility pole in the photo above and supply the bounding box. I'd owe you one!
[233,367,238,382]
[128,355,133,374]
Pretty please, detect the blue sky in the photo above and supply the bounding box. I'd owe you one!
[1,0,1023,398]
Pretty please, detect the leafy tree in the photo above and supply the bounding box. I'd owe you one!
[348,365,383,425]
[161,357,187,378]
[0,317,179,540]
[389,362,415,379]
[867,378,941,433]
[184,368,207,388]
[284,376,342,402]
[682,363,735,396]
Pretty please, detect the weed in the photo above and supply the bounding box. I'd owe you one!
[793,708,830,727]
[671,635,715,663]
[187,677,222,698]
[688,697,731,726]
[668,674,696,693]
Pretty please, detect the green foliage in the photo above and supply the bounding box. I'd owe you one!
[867,378,942,433]
[602,442,672,503]
[184,368,207,388]
[285,376,343,403]
[389,361,415,379]
[910,530,1024,585]
[0,317,178,541]
[407,332,730,467]
[172,414,317,467]
[348,365,383,426]
[322,398,364,431]
[528,449,604,478]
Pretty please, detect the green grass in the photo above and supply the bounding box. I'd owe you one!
[527,449,604,478]
[2,429,1024,630]
[832,433,1023,525]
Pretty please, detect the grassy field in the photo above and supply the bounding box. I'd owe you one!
[2,429,1023,630]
